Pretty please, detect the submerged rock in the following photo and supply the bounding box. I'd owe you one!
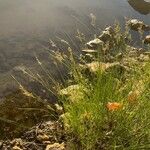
[127,19,150,31]
[144,35,150,44]
[86,38,104,49]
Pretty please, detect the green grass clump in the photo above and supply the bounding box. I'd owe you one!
[58,25,150,149]
[61,57,150,150]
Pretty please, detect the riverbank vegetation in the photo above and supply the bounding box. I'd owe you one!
[0,20,150,149]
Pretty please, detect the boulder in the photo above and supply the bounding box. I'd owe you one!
[144,35,150,44]
[127,19,150,31]
[86,38,104,49]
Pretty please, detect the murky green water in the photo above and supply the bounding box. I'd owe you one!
[0,0,149,96]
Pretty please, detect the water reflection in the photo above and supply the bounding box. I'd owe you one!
[128,0,150,15]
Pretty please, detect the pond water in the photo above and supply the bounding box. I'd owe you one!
[0,0,150,96]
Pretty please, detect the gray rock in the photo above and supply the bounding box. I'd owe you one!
[144,35,150,44]
[86,38,104,49]
[127,19,150,31]
[99,26,114,43]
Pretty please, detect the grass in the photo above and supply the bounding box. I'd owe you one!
[61,61,150,149]
[57,23,150,149]
[0,21,149,150]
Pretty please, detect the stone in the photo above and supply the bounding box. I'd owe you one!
[37,134,49,142]
[127,19,150,31]
[84,54,95,62]
[83,61,127,79]
[86,61,121,73]
[59,85,86,103]
[82,49,97,54]
[144,35,150,44]
[45,143,65,150]
[86,38,104,49]
[99,26,115,43]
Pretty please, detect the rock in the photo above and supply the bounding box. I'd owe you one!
[12,146,22,150]
[83,61,127,78]
[86,61,107,73]
[45,143,65,150]
[82,49,97,54]
[99,26,115,43]
[84,53,95,62]
[59,85,86,103]
[127,19,150,31]
[86,38,104,49]
[144,35,150,44]
[81,50,97,62]
[37,134,49,142]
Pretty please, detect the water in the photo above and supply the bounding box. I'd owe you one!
[0,0,150,96]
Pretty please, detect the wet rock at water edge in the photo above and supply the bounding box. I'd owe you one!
[86,38,104,49]
[99,26,115,43]
[127,19,150,31]
[144,35,150,44]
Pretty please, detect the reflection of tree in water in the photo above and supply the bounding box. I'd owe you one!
[128,0,150,15]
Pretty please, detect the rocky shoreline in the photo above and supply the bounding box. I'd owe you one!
[0,19,150,150]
